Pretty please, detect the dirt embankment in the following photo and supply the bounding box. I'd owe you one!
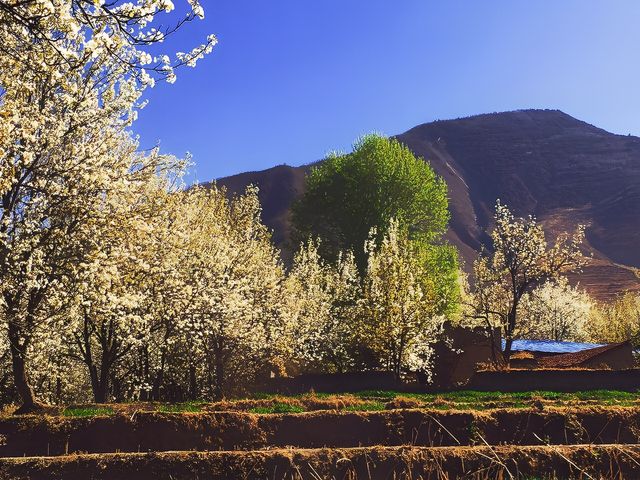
[1,407,639,457]
[1,445,639,480]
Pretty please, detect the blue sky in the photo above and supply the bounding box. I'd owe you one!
[134,1,640,181]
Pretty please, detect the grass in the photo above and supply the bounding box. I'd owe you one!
[62,406,114,417]
[351,389,640,409]
[250,402,305,414]
[49,389,640,418]
[157,401,205,413]
[344,401,385,412]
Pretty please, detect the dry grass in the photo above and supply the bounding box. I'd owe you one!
[1,397,639,478]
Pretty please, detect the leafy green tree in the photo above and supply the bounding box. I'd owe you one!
[292,134,459,315]
[292,134,450,272]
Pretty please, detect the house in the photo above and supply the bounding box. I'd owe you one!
[536,342,634,369]
[426,328,635,391]
[428,322,503,389]
[506,339,634,370]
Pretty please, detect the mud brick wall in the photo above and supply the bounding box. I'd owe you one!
[469,368,640,392]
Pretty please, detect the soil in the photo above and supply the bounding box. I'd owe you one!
[0,445,638,480]
[1,407,638,457]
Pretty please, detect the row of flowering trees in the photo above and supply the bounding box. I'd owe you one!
[3,172,630,408]
[0,0,456,411]
[0,179,451,406]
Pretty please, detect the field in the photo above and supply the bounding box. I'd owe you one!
[1,390,640,479]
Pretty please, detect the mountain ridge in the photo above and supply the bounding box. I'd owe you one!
[213,109,640,300]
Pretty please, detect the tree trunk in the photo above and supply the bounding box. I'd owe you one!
[94,377,108,403]
[485,324,500,367]
[55,377,62,405]
[92,351,111,403]
[6,296,45,413]
[503,336,513,363]
[139,346,151,401]
[151,350,167,401]
[10,347,40,413]
[503,304,518,363]
[214,356,224,401]
[8,323,42,414]
[94,387,108,403]
[188,364,197,400]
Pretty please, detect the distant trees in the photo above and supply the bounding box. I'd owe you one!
[470,202,586,361]
[588,292,640,347]
[519,278,593,342]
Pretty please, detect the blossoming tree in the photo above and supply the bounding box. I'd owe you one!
[471,202,586,362]
[0,0,214,411]
[175,186,287,400]
[519,278,593,342]
[284,241,360,373]
[359,220,445,379]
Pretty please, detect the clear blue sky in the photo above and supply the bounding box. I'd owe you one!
[133,1,640,181]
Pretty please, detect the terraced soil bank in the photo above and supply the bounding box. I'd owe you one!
[1,397,640,479]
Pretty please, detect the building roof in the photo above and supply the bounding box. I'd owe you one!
[537,342,630,368]
[510,351,535,360]
[502,339,604,354]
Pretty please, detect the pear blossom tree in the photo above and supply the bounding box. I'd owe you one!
[359,219,445,379]
[588,292,640,347]
[125,186,197,402]
[285,241,360,373]
[64,163,183,403]
[175,186,287,400]
[519,278,593,342]
[0,0,215,411]
[471,201,587,362]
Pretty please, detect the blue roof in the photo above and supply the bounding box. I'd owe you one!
[503,339,604,354]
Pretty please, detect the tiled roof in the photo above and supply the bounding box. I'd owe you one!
[537,342,629,368]
[502,339,604,354]
[510,351,535,360]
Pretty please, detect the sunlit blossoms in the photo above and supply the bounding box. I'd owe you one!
[0,0,214,411]
[284,241,360,374]
[172,186,288,400]
[519,278,593,342]
[359,220,445,378]
[470,201,587,361]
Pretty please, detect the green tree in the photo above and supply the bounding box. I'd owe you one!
[292,134,451,272]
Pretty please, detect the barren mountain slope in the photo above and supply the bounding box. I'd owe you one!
[215,110,640,300]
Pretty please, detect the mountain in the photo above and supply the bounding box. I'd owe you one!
[214,109,640,300]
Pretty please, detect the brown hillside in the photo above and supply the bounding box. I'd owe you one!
[216,109,640,300]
